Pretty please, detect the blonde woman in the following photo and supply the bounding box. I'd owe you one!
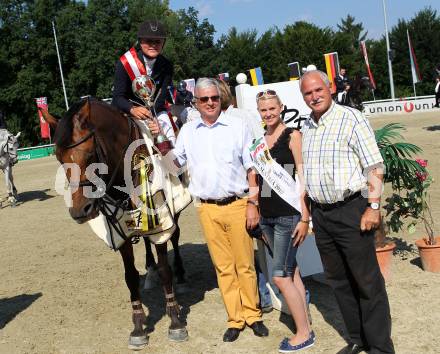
[253,90,314,353]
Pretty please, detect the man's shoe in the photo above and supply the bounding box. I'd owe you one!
[250,321,269,337]
[337,343,368,354]
[223,328,240,342]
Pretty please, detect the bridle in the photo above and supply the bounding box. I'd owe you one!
[63,110,139,249]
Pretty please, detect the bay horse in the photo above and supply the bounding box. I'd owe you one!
[0,129,20,207]
[42,98,188,350]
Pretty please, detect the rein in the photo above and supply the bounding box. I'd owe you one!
[64,107,141,249]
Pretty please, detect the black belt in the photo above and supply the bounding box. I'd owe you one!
[199,195,241,206]
[311,191,362,211]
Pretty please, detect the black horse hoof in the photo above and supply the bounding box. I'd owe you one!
[128,334,149,350]
[175,281,190,295]
[168,327,188,342]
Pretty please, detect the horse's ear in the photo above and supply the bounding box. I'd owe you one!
[73,98,91,130]
[39,108,58,130]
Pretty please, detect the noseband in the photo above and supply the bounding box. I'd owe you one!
[63,113,138,248]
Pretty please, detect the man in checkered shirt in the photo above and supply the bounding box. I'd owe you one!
[300,71,394,354]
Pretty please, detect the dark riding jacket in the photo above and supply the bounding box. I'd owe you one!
[112,48,173,115]
[335,75,349,93]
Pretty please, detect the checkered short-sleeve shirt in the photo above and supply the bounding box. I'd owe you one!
[301,102,383,204]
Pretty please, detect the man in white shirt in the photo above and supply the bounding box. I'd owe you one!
[435,76,440,108]
[148,78,268,343]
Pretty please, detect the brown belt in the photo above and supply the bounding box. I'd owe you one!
[199,196,241,206]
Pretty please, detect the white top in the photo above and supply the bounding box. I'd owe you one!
[173,111,253,199]
[143,56,156,76]
[224,106,264,139]
[435,81,440,93]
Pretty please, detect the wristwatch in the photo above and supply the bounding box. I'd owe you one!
[367,202,380,210]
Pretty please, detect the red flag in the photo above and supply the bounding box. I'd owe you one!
[360,41,376,90]
[36,97,50,139]
[407,30,422,84]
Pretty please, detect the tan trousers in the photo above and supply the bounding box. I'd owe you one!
[197,198,261,329]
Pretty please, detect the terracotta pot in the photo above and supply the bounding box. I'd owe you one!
[415,236,440,273]
[376,242,396,282]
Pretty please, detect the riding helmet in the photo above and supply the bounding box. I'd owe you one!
[137,20,167,39]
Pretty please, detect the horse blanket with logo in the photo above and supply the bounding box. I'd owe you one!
[86,120,191,250]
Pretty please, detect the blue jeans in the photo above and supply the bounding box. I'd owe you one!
[260,215,301,278]
[255,260,272,308]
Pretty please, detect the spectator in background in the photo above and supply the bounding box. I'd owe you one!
[435,76,440,108]
[335,67,349,94]
[337,82,352,107]
[175,80,194,108]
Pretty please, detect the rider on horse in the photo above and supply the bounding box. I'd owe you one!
[112,19,176,144]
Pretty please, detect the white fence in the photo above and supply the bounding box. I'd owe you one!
[363,95,438,118]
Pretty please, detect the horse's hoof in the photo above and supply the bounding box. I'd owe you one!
[128,334,149,351]
[168,327,188,342]
[8,197,17,207]
[175,281,190,294]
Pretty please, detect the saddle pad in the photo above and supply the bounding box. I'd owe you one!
[87,190,176,250]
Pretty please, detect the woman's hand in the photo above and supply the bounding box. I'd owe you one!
[292,221,309,247]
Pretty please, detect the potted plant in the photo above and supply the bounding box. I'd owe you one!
[410,160,439,272]
[374,123,426,280]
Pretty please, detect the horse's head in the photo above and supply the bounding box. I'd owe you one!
[45,100,99,222]
[45,99,132,224]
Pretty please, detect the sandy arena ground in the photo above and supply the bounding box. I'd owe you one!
[1,111,440,354]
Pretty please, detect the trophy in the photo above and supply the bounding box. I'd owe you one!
[132,75,173,154]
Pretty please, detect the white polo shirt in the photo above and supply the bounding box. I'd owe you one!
[173,111,253,200]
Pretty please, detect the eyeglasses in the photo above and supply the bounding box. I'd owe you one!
[195,95,220,103]
[256,89,277,100]
[140,38,164,45]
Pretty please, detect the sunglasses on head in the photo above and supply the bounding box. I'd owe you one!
[256,89,277,100]
[195,95,220,103]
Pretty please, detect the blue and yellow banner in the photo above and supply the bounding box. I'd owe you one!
[249,67,264,86]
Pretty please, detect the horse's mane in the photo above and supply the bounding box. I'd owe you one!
[54,98,123,149]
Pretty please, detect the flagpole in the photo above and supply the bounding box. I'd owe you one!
[382,0,395,100]
[413,83,417,98]
[52,21,69,110]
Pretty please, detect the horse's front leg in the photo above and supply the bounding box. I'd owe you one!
[142,237,159,290]
[5,166,17,206]
[155,243,188,342]
[170,213,189,293]
[120,241,149,350]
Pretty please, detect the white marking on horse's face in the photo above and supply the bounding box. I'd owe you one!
[70,154,75,162]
